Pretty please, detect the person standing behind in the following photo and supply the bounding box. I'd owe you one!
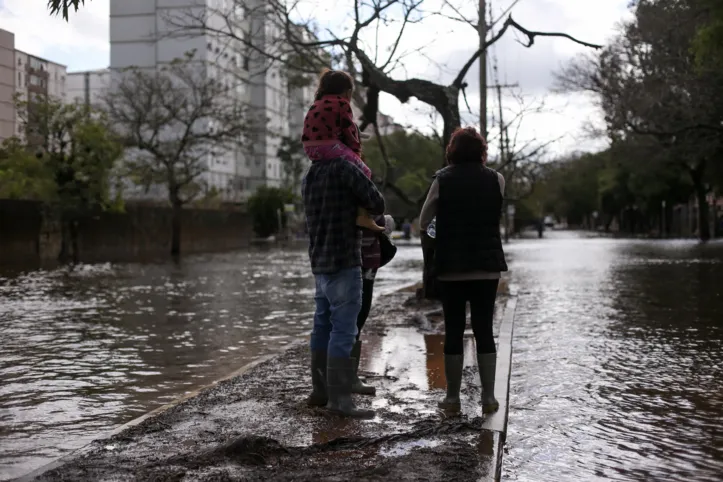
[351,212,395,395]
[419,126,508,414]
[303,145,385,419]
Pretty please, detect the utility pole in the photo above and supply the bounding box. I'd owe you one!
[479,0,487,137]
[488,82,518,242]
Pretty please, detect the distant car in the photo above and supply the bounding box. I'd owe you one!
[544,216,555,228]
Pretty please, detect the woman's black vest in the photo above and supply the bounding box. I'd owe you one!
[434,164,508,275]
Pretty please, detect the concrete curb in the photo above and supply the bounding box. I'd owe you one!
[14,339,307,482]
[481,296,518,481]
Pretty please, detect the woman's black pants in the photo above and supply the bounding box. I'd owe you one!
[439,279,499,355]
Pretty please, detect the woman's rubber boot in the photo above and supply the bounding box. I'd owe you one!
[350,340,376,395]
[307,351,328,407]
[438,354,463,413]
[478,352,499,414]
[326,356,375,419]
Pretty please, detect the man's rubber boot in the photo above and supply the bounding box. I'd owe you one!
[326,356,375,419]
[438,354,463,412]
[307,351,328,407]
[350,340,376,395]
[478,352,500,414]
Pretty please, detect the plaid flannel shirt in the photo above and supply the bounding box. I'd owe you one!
[302,158,385,274]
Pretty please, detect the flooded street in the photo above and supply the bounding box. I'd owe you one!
[1,232,722,481]
[504,233,723,481]
[0,247,423,480]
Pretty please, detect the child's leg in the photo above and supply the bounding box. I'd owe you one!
[336,144,373,179]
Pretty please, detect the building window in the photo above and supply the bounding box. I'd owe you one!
[17,58,21,66]
[18,72,21,85]
[243,55,250,70]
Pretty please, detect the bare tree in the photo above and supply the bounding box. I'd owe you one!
[164,0,602,151]
[103,54,248,256]
[491,92,559,200]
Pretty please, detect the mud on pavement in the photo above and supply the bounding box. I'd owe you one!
[28,289,509,482]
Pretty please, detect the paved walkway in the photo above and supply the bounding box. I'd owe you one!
[20,289,516,482]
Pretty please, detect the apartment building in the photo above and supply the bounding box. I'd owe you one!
[0,30,15,142]
[67,69,110,108]
[108,0,259,201]
[0,29,68,142]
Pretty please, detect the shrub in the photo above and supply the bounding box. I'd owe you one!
[247,186,295,238]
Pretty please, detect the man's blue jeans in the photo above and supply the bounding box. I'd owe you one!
[310,267,362,359]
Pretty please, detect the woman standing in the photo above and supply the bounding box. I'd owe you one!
[419,126,508,413]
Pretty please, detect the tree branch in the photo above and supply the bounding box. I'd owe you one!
[453,15,603,88]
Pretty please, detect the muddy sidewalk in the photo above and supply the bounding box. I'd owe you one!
[22,288,515,482]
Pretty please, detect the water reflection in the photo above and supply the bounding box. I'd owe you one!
[504,234,723,482]
[0,247,421,480]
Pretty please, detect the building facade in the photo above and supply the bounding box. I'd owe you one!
[0,28,68,143]
[0,29,15,142]
[67,69,110,108]
[108,0,264,201]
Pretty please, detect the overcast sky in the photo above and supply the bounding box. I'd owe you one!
[0,0,631,158]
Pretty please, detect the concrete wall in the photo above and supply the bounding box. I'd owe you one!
[0,200,44,265]
[0,200,253,267]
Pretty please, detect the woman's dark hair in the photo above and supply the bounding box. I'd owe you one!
[314,69,354,101]
[445,126,488,165]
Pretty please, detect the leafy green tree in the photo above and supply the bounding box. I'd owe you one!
[0,137,55,200]
[362,130,443,218]
[557,0,723,240]
[247,186,294,238]
[528,139,696,235]
[692,0,723,68]
[17,95,122,261]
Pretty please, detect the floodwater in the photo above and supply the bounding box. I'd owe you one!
[503,233,723,482]
[1,232,722,481]
[0,247,423,480]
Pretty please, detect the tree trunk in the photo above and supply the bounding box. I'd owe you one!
[440,87,462,161]
[690,166,711,241]
[70,220,79,264]
[171,200,182,257]
[694,181,711,242]
[58,218,71,264]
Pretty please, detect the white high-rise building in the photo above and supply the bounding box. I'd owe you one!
[246,26,286,190]
[109,0,254,201]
